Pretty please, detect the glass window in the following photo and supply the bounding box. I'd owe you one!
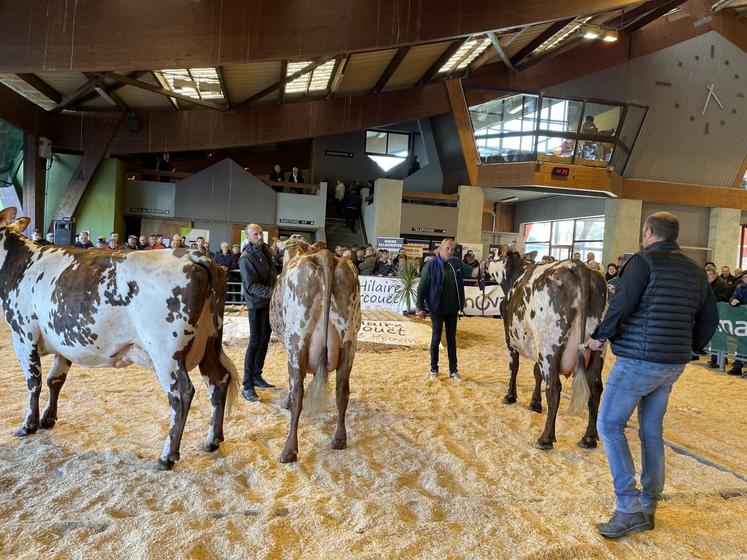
[522,216,605,262]
[575,217,605,241]
[526,242,549,257]
[574,242,604,261]
[366,129,409,172]
[470,93,539,163]
[616,104,646,150]
[538,98,583,133]
[574,140,614,165]
[524,222,550,243]
[551,220,574,245]
[581,102,622,137]
[386,133,409,157]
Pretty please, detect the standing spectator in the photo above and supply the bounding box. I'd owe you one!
[214,242,233,270]
[342,249,353,260]
[408,155,421,176]
[158,153,174,183]
[358,247,376,276]
[586,252,601,271]
[726,269,747,376]
[195,236,214,258]
[720,266,735,290]
[32,229,50,246]
[605,263,619,281]
[75,231,94,249]
[462,250,479,269]
[581,115,598,133]
[45,232,55,245]
[231,244,241,267]
[392,254,408,274]
[288,166,305,194]
[145,234,165,250]
[343,188,362,233]
[334,180,346,207]
[334,245,345,258]
[157,233,167,247]
[239,223,277,401]
[392,248,407,268]
[571,252,581,262]
[108,238,120,251]
[109,232,123,250]
[138,235,149,250]
[706,267,730,368]
[125,235,139,250]
[171,234,184,249]
[585,212,717,538]
[732,268,744,292]
[374,250,393,277]
[270,163,285,183]
[96,236,108,249]
[416,238,481,380]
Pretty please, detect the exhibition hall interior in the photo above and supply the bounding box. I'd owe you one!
[0,0,746,558]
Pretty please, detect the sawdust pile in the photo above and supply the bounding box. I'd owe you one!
[0,316,745,560]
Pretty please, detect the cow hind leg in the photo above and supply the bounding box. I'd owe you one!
[154,363,195,470]
[14,342,43,437]
[502,348,520,405]
[579,350,605,449]
[280,358,306,464]
[528,363,543,413]
[199,342,231,453]
[332,346,354,450]
[40,355,72,429]
[536,362,561,450]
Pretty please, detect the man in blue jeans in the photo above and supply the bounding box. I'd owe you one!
[586,212,718,538]
[415,238,481,380]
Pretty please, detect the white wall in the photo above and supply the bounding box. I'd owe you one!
[400,202,458,238]
[275,182,327,231]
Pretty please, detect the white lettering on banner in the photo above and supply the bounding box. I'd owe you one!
[719,319,747,336]
[357,319,429,346]
[359,276,502,316]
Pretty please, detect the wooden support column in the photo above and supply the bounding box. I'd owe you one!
[53,113,125,222]
[22,132,45,234]
[444,79,479,186]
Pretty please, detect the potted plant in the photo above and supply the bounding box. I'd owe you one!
[393,260,418,315]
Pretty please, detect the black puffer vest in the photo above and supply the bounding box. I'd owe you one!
[611,242,709,364]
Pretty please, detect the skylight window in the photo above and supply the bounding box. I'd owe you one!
[158,68,225,101]
[438,37,491,74]
[534,17,592,55]
[285,60,337,95]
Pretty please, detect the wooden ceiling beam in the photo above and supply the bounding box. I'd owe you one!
[235,56,335,110]
[81,72,129,111]
[73,70,147,108]
[98,72,228,112]
[371,46,411,93]
[151,71,180,111]
[0,0,642,72]
[0,82,46,132]
[327,55,350,99]
[51,75,107,112]
[417,39,468,86]
[16,73,62,103]
[603,0,675,28]
[509,17,575,66]
[620,0,689,34]
[216,66,231,109]
[486,31,515,72]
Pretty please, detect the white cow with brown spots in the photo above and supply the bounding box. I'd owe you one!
[270,241,361,463]
[0,208,239,470]
[488,247,607,450]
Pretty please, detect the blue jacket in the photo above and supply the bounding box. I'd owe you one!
[416,256,470,315]
[732,282,747,305]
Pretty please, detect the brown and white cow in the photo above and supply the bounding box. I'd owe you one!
[488,248,607,450]
[0,208,239,470]
[270,241,361,463]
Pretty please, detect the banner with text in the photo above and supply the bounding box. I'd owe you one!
[376,237,404,251]
[706,302,747,356]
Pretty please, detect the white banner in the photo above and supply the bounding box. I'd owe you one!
[357,318,431,347]
[359,276,502,316]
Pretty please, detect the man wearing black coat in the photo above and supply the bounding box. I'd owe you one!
[586,212,718,538]
[239,223,277,401]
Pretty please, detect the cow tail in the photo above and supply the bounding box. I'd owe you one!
[190,253,240,419]
[568,262,591,417]
[305,252,333,415]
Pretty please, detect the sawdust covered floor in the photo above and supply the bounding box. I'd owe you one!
[0,317,746,560]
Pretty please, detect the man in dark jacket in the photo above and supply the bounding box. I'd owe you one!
[239,223,277,401]
[415,238,481,381]
[343,189,362,233]
[585,212,718,538]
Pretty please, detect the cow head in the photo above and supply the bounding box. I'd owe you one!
[487,246,537,294]
[275,239,315,268]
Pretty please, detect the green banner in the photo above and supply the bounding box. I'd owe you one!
[706,302,747,357]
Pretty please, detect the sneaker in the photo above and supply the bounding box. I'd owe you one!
[449,371,461,381]
[429,370,438,379]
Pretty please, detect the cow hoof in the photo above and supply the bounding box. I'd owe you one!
[578,436,598,449]
[13,425,37,437]
[534,439,554,450]
[279,450,297,463]
[155,459,175,471]
[528,402,542,413]
[502,395,517,405]
[203,442,220,453]
[331,438,347,450]
[40,416,56,429]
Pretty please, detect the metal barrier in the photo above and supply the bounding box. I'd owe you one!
[705,302,747,370]
[226,280,244,306]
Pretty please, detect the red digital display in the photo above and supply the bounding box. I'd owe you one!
[552,167,570,177]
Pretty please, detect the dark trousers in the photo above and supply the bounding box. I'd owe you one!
[430,313,458,373]
[344,208,358,231]
[243,306,271,389]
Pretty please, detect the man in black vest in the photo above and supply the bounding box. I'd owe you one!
[239,223,277,401]
[586,212,718,538]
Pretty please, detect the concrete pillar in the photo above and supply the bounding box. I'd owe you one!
[708,207,740,268]
[456,185,484,245]
[372,178,403,240]
[603,199,642,264]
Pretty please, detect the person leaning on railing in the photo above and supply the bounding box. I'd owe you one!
[725,269,747,376]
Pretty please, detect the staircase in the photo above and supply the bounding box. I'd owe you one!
[324,197,366,249]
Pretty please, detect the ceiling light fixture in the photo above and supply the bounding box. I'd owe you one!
[602,29,619,42]
[582,26,600,40]
[501,196,519,203]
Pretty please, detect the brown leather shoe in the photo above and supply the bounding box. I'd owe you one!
[597,510,651,538]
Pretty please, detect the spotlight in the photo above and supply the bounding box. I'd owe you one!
[583,29,600,40]
[603,30,619,42]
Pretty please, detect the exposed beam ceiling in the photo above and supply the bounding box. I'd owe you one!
[510,18,575,66]
[16,73,62,103]
[216,66,231,109]
[621,0,690,34]
[52,75,107,112]
[151,72,180,111]
[98,72,228,112]
[417,39,468,85]
[486,31,515,72]
[82,72,128,110]
[0,0,641,72]
[74,70,148,108]
[371,46,411,93]
[327,55,350,99]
